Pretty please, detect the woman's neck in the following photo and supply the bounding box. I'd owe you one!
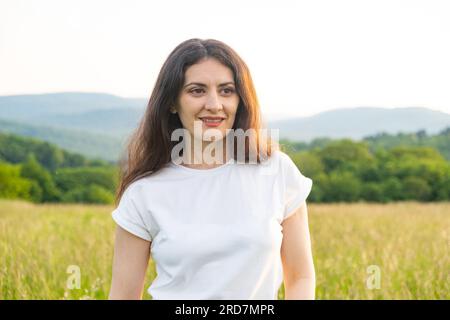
[181,136,230,169]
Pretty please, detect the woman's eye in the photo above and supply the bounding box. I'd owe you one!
[190,88,204,94]
[222,88,235,94]
[189,87,235,95]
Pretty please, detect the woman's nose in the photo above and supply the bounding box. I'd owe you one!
[205,91,223,111]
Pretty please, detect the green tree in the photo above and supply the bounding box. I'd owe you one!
[0,162,33,200]
[54,166,119,194]
[320,171,362,202]
[61,184,114,204]
[34,142,64,171]
[402,176,432,201]
[20,153,60,202]
[360,182,385,203]
[380,177,404,202]
[434,168,450,200]
[315,139,375,175]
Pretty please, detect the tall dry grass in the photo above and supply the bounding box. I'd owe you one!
[0,200,448,299]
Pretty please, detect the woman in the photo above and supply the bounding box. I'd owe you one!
[108,38,315,300]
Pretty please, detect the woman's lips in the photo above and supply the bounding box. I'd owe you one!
[199,117,225,127]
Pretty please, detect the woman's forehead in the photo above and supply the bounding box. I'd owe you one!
[184,59,234,84]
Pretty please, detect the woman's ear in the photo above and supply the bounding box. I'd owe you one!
[170,107,177,114]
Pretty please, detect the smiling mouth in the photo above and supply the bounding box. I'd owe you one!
[198,117,225,127]
[200,118,223,123]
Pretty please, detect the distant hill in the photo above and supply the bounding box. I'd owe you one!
[0,92,146,138]
[268,107,450,142]
[1,92,449,159]
[0,119,125,162]
[0,92,146,117]
[32,108,144,137]
[2,93,449,142]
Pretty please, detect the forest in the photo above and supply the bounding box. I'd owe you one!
[1,126,449,204]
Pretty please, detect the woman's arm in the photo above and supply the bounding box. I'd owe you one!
[109,225,151,300]
[280,201,316,300]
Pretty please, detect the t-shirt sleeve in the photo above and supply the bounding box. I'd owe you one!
[111,184,153,242]
[280,152,313,221]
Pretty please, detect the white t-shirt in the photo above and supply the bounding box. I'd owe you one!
[111,150,313,300]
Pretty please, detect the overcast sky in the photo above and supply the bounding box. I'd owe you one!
[0,0,449,118]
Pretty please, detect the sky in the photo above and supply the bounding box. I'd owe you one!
[0,0,449,119]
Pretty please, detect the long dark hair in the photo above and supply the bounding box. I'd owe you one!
[116,38,277,204]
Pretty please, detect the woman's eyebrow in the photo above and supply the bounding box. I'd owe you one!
[183,81,235,88]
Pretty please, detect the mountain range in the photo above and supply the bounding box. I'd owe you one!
[268,106,450,142]
[0,92,449,161]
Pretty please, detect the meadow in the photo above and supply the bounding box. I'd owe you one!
[0,199,448,300]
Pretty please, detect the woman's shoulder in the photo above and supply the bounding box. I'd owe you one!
[122,164,175,193]
[265,149,293,167]
[265,149,304,175]
[249,149,293,176]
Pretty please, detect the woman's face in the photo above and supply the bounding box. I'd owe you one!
[173,57,240,142]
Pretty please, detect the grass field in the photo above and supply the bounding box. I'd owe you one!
[0,199,448,300]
